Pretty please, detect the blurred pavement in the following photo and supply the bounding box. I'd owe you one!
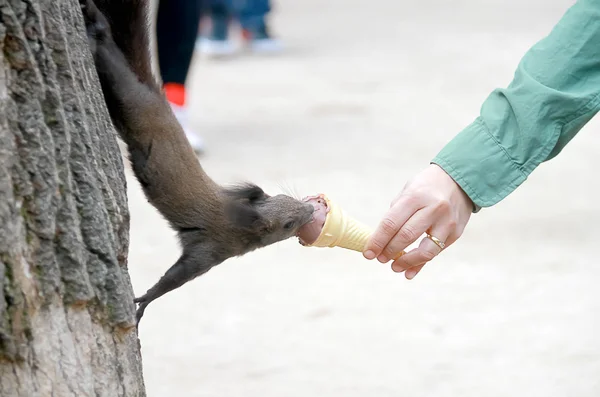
[127,0,600,396]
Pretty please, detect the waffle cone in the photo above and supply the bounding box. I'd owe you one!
[309,197,371,251]
[306,195,404,258]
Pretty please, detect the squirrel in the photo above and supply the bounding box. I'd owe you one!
[79,0,315,324]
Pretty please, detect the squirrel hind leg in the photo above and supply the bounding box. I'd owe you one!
[79,0,111,49]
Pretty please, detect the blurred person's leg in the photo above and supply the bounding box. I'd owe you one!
[239,0,282,53]
[156,0,205,153]
[196,0,236,57]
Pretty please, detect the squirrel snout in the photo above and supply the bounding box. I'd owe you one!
[302,203,315,223]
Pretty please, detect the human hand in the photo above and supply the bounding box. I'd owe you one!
[363,164,473,279]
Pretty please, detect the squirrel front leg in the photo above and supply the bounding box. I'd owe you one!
[134,250,216,324]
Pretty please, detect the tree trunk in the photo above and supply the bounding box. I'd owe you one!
[0,0,145,395]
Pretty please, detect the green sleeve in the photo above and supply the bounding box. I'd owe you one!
[432,0,600,211]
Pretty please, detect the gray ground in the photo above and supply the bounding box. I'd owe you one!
[126,0,600,395]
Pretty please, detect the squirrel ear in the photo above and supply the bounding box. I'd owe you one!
[225,200,270,231]
[224,183,267,203]
[224,183,271,231]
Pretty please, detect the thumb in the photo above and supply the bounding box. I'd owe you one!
[363,195,419,259]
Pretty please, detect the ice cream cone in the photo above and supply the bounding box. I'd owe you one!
[303,195,404,259]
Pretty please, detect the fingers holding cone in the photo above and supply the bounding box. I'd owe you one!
[297,194,406,258]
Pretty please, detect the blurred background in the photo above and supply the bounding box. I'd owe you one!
[128,0,600,396]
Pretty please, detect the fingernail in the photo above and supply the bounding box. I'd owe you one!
[377,255,388,263]
[406,269,416,279]
[364,250,375,260]
[391,264,404,273]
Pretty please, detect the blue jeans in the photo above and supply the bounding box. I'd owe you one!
[208,0,272,40]
[238,0,271,39]
[157,0,205,84]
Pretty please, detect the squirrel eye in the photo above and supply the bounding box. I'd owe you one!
[284,221,295,230]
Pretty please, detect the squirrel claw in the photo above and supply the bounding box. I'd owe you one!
[133,295,149,325]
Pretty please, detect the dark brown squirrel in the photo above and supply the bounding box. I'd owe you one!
[79,0,314,324]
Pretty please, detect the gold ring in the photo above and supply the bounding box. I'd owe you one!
[426,234,445,250]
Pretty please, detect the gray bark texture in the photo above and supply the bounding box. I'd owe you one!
[0,0,146,395]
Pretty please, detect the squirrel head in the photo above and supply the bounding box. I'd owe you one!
[223,184,315,248]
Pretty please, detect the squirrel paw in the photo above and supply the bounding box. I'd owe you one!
[133,295,150,325]
[79,0,111,53]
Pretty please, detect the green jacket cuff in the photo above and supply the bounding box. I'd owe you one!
[431,118,528,210]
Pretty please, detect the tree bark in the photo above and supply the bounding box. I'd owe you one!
[0,0,145,395]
